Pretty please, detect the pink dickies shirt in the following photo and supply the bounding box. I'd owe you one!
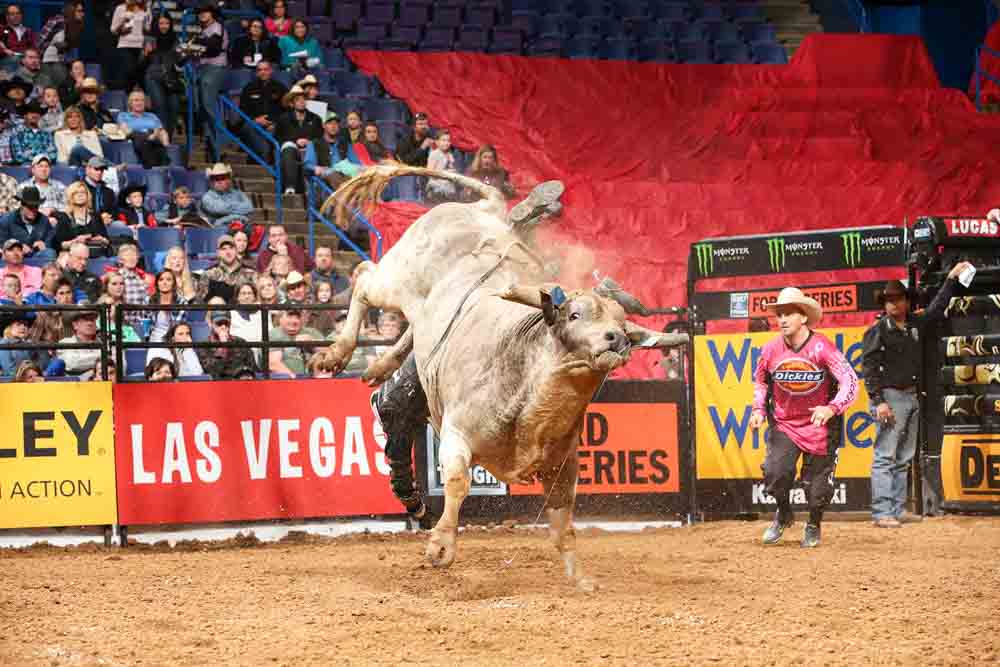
[752,331,859,455]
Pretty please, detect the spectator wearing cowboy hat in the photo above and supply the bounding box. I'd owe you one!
[281,269,309,304]
[110,183,157,237]
[0,186,56,259]
[200,163,254,228]
[77,77,115,131]
[274,84,322,194]
[1,76,33,117]
[861,262,974,528]
[0,238,42,294]
[17,154,65,218]
[296,74,320,100]
[197,234,258,301]
[0,308,36,376]
[10,100,57,165]
[196,310,259,380]
[56,303,102,375]
[749,287,859,548]
[236,59,287,162]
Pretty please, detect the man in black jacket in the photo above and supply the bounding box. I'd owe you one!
[81,157,117,223]
[62,241,102,302]
[274,85,322,195]
[861,260,973,528]
[396,112,434,167]
[237,59,286,163]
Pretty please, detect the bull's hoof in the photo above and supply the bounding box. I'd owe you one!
[425,531,455,568]
[362,355,402,387]
[319,343,351,376]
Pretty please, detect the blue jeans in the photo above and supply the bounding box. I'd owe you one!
[197,64,227,160]
[145,74,180,140]
[870,387,919,519]
[67,143,98,167]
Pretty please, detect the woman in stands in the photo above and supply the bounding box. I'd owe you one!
[54,105,103,166]
[29,307,67,369]
[142,13,183,141]
[265,0,292,38]
[232,229,253,267]
[341,109,363,145]
[310,280,338,336]
[465,144,516,201]
[278,19,321,73]
[163,246,198,301]
[360,121,391,163]
[255,273,281,326]
[38,1,85,89]
[148,269,188,342]
[13,359,44,382]
[144,356,176,381]
[55,182,111,254]
[58,59,86,107]
[110,0,152,92]
[117,91,170,169]
[231,281,263,362]
[231,18,281,70]
[147,321,204,377]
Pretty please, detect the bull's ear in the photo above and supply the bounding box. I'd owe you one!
[624,321,690,348]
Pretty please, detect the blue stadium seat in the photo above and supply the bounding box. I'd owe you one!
[752,42,789,64]
[398,4,429,26]
[537,12,576,37]
[526,36,563,56]
[511,0,542,10]
[102,90,127,113]
[657,3,688,22]
[389,24,423,44]
[323,47,349,68]
[88,257,116,275]
[638,39,675,62]
[144,193,170,216]
[341,22,387,49]
[697,3,725,22]
[490,26,524,54]
[190,322,210,342]
[564,36,599,58]
[701,21,742,43]
[288,0,306,17]
[376,121,404,151]
[465,6,496,29]
[365,98,409,123]
[599,38,637,60]
[332,71,372,97]
[105,140,139,165]
[577,16,608,37]
[675,22,705,43]
[1,166,29,182]
[715,40,753,63]
[188,258,214,271]
[51,165,79,185]
[420,26,456,51]
[366,2,396,25]
[730,4,764,23]
[676,41,713,63]
[84,63,101,80]
[510,11,538,36]
[456,25,489,51]
[576,0,609,17]
[166,144,183,168]
[333,0,361,30]
[145,168,169,194]
[125,349,147,375]
[136,228,182,266]
[431,5,463,27]
[124,165,147,187]
[224,69,254,94]
[307,0,327,15]
[311,20,336,45]
[185,228,228,258]
[743,22,776,43]
[48,375,80,382]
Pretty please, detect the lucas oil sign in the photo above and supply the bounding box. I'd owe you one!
[693,329,875,510]
[0,383,117,530]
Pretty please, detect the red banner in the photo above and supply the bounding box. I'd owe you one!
[113,380,403,525]
[511,403,680,496]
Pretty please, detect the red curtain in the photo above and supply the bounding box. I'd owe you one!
[349,34,1000,378]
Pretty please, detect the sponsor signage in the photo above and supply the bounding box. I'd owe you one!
[0,383,117,530]
[941,434,1000,504]
[693,329,875,481]
[749,284,858,317]
[690,227,906,279]
[943,218,1000,239]
[113,380,403,525]
[511,403,680,495]
[425,425,507,496]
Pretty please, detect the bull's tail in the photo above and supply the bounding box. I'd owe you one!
[320,161,505,229]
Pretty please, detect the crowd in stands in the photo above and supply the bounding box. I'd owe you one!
[0,0,534,383]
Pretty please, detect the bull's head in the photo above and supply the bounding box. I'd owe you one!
[496,283,689,373]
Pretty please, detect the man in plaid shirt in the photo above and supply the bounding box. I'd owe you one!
[104,241,151,328]
[10,101,57,165]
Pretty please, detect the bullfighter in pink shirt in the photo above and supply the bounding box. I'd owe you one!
[750,287,859,548]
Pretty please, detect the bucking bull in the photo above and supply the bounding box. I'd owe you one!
[316,164,687,591]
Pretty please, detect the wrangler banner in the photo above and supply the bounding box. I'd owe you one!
[694,328,875,512]
[113,380,403,525]
[0,382,117,530]
[510,403,680,496]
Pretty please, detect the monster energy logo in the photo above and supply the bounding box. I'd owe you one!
[841,232,862,267]
[694,243,713,276]
[767,238,785,272]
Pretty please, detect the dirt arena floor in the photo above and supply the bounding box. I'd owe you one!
[2,516,998,666]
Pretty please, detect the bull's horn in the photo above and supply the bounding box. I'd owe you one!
[594,277,649,316]
[624,321,690,349]
[494,282,564,309]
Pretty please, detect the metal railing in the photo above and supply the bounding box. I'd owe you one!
[974,44,1000,110]
[216,95,283,225]
[0,304,110,377]
[841,0,871,33]
[306,175,383,260]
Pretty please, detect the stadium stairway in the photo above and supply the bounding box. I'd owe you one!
[187,135,364,276]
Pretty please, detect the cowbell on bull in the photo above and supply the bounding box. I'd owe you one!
[316,163,687,591]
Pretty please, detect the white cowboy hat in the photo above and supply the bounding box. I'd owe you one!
[282,85,307,107]
[295,74,318,89]
[205,162,233,178]
[764,287,822,324]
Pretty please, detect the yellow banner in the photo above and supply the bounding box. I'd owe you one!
[694,328,875,480]
[941,434,1000,503]
[0,382,117,529]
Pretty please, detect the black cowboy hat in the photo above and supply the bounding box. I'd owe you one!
[118,183,147,207]
[20,99,44,116]
[0,77,32,99]
[15,186,42,208]
[875,280,909,306]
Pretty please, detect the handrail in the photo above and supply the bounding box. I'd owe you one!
[974,44,1000,110]
[215,95,283,225]
[307,175,383,260]
[184,62,197,159]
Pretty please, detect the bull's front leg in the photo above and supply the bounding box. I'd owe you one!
[540,452,594,592]
[426,419,471,568]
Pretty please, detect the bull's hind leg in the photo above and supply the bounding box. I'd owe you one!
[426,417,471,568]
[362,326,413,386]
[540,452,594,592]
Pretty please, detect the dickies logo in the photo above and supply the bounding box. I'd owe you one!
[773,358,825,395]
